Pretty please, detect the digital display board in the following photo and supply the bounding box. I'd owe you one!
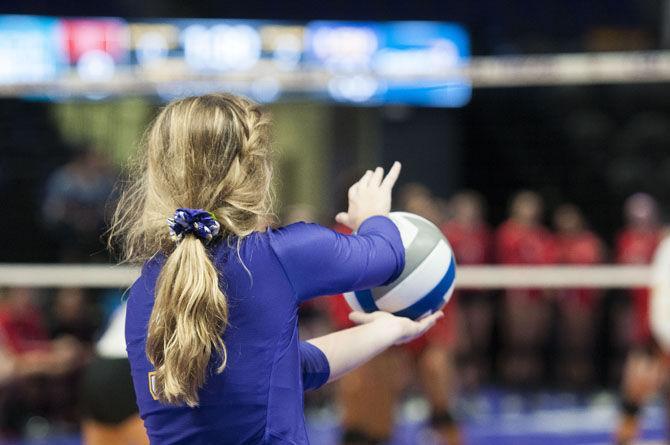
[0,15,471,107]
[0,15,67,83]
[306,21,470,106]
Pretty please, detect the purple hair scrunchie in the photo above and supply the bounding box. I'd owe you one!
[167,208,221,243]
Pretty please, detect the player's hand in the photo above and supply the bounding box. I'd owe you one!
[336,162,401,231]
[348,310,444,346]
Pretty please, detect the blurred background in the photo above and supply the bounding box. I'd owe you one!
[1,1,670,444]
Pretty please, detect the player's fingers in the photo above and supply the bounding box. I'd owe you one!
[335,212,350,226]
[381,161,402,190]
[348,311,376,325]
[419,310,444,322]
[348,182,359,199]
[417,311,444,331]
[359,170,373,187]
[371,166,384,187]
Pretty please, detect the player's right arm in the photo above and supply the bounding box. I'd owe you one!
[268,163,405,302]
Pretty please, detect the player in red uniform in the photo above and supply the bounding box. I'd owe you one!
[0,288,84,434]
[495,191,557,385]
[441,191,493,387]
[552,204,604,387]
[327,221,406,445]
[329,183,461,445]
[616,194,663,346]
[614,193,664,444]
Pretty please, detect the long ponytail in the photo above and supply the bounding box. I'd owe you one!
[146,236,228,407]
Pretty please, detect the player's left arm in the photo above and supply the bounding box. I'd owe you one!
[304,310,443,386]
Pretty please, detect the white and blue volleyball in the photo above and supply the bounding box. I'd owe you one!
[344,212,456,320]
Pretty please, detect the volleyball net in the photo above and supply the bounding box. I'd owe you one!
[0,264,653,288]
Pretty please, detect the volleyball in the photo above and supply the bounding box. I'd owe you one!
[344,212,456,320]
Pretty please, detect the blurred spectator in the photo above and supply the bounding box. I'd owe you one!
[615,193,665,444]
[442,191,492,264]
[397,182,444,225]
[0,288,86,435]
[627,229,670,445]
[552,204,605,388]
[495,191,556,386]
[616,193,663,348]
[441,191,493,388]
[42,148,117,262]
[48,288,100,346]
[0,288,51,356]
[398,183,461,442]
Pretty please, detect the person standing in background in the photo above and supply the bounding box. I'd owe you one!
[615,193,664,444]
[0,288,85,435]
[42,147,117,262]
[327,220,407,445]
[330,183,462,445]
[48,288,100,346]
[398,184,461,445]
[495,191,557,386]
[442,191,493,388]
[646,230,670,445]
[616,193,663,349]
[398,183,444,226]
[80,302,149,445]
[552,204,604,388]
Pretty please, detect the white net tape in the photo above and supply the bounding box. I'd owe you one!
[0,264,653,289]
[3,261,668,349]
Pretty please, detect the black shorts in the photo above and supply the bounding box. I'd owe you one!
[79,356,139,424]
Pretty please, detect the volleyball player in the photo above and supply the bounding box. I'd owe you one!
[330,183,462,445]
[495,191,557,385]
[552,204,604,388]
[109,93,443,444]
[442,190,493,388]
[80,301,149,445]
[614,194,664,444]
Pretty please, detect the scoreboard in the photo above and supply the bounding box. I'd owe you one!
[0,15,470,107]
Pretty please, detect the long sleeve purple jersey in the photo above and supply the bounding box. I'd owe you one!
[125,216,404,444]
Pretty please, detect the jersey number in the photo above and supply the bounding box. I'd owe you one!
[148,371,159,400]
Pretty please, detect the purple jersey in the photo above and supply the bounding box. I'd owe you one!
[125,216,404,444]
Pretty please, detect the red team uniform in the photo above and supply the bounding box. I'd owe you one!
[429,220,493,352]
[616,228,662,345]
[495,219,557,276]
[442,220,492,266]
[555,230,603,307]
[0,303,51,355]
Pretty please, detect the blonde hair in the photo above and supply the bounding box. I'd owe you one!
[109,93,273,407]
